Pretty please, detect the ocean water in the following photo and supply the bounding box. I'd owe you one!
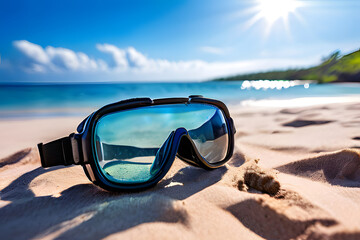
[0,81,359,118]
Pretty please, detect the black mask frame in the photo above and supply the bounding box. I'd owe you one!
[38,96,236,191]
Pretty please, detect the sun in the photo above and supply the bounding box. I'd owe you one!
[257,0,302,24]
[245,0,304,37]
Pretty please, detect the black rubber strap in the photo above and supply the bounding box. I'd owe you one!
[38,136,75,168]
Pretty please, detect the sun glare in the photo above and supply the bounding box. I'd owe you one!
[257,0,302,24]
[245,0,304,37]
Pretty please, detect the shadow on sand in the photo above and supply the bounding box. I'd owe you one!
[0,158,227,240]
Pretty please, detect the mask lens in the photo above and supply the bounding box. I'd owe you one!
[94,103,229,184]
[188,107,229,163]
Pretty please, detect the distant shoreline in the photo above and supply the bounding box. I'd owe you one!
[213,49,360,83]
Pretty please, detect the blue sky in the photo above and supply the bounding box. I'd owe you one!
[0,0,359,82]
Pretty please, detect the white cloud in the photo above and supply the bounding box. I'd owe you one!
[199,46,225,55]
[31,63,47,73]
[46,46,80,70]
[12,40,317,81]
[126,47,148,68]
[13,40,50,64]
[13,40,106,73]
[96,43,128,70]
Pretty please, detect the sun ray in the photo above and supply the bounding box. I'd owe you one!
[244,0,304,38]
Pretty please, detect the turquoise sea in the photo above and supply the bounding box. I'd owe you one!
[0,81,359,118]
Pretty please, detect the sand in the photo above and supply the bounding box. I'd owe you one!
[1,102,360,239]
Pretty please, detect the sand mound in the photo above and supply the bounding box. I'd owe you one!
[1,188,188,240]
[227,198,336,240]
[305,230,360,240]
[0,147,39,168]
[277,149,360,186]
[283,119,333,128]
[0,148,32,167]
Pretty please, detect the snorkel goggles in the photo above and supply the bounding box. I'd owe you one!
[38,96,236,191]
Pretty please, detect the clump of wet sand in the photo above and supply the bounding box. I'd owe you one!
[237,158,281,195]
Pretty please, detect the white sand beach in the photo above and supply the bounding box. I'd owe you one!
[1,102,360,239]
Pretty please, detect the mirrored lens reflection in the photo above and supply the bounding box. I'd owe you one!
[94,103,229,184]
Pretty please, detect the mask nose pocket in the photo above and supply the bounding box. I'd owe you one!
[176,136,198,164]
[150,127,202,176]
[150,131,175,175]
[177,131,209,168]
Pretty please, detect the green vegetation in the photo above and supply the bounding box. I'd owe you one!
[214,49,360,83]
